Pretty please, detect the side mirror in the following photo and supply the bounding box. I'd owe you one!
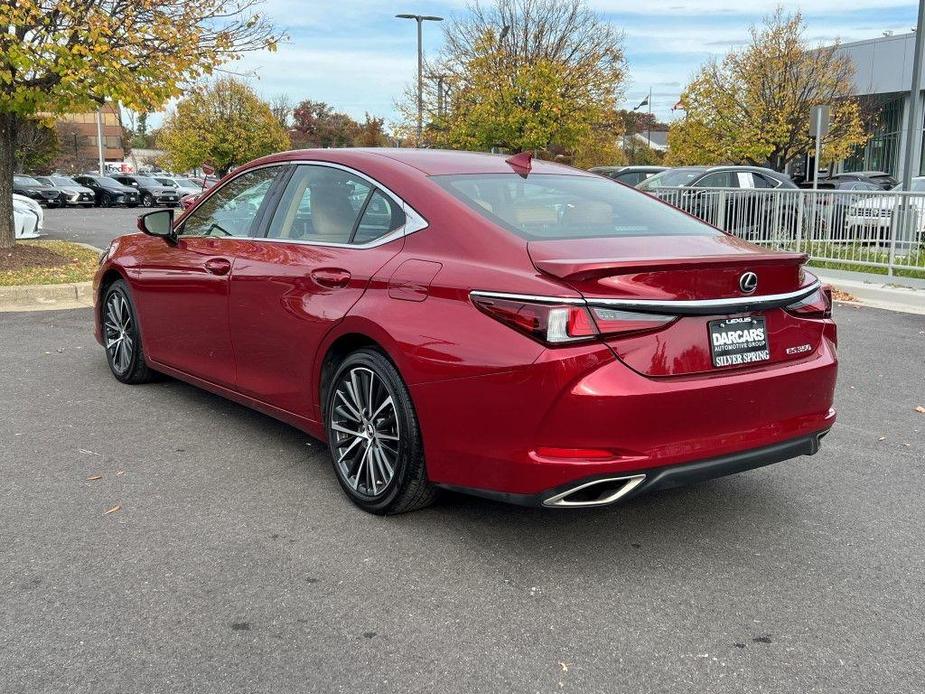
[138,209,176,242]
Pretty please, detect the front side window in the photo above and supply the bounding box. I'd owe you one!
[182,167,280,238]
[637,167,705,191]
[614,171,645,186]
[695,172,738,188]
[432,173,720,240]
[267,165,404,244]
[14,175,42,186]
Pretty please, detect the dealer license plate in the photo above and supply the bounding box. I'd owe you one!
[708,316,769,368]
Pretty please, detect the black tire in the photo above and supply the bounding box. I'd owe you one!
[141,193,154,208]
[101,193,112,207]
[101,280,156,384]
[325,348,436,515]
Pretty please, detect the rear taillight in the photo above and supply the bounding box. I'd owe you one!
[471,296,597,344]
[589,307,675,336]
[471,295,675,345]
[785,286,832,319]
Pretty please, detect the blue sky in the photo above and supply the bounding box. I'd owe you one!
[151,0,919,128]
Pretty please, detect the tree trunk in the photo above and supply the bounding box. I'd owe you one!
[0,112,19,250]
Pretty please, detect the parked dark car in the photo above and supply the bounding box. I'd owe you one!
[34,175,96,207]
[112,174,181,208]
[637,166,799,240]
[589,165,666,186]
[827,171,897,191]
[13,174,64,207]
[73,174,140,207]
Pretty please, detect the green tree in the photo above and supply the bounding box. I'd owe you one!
[157,78,290,175]
[668,10,867,171]
[0,0,282,248]
[403,0,625,159]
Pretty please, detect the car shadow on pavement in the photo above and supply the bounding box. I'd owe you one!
[99,362,802,569]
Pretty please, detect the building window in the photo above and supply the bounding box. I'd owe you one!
[843,95,902,176]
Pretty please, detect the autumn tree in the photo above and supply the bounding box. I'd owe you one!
[53,122,92,173]
[667,10,867,171]
[157,78,290,175]
[269,94,293,129]
[355,114,389,147]
[290,100,360,149]
[0,0,282,249]
[15,119,60,173]
[402,0,626,159]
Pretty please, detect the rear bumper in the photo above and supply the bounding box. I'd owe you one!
[412,329,837,497]
[439,429,830,508]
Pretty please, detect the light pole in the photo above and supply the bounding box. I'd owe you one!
[901,0,925,191]
[396,13,443,146]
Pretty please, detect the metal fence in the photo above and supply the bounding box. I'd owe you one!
[650,187,925,277]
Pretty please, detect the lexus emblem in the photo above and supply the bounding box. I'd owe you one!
[739,272,758,294]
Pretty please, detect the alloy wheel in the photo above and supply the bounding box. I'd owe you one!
[104,292,134,375]
[330,366,399,498]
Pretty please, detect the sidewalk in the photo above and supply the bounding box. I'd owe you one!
[815,268,925,316]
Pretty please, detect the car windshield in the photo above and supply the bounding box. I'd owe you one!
[95,177,122,186]
[14,175,42,186]
[132,176,160,186]
[637,168,706,191]
[431,173,719,240]
[51,176,77,186]
[172,178,199,187]
[155,178,175,186]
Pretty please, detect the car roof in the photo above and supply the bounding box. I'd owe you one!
[246,148,597,177]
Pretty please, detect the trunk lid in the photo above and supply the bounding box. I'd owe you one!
[528,234,826,377]
[528,235,807,300]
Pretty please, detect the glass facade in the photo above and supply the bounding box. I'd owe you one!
[843,95,903,176]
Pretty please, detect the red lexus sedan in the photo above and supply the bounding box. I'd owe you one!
[94,149,837,514]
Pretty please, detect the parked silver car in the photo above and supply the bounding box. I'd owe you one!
[34,175,96,207]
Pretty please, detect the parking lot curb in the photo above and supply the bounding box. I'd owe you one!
[0,281,93,312]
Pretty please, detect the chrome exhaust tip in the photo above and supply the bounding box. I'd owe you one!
[542,474,646,508]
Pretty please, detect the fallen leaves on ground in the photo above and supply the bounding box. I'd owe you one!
[0,241,100,286]
[831,289,857,303]
[103,504,121,515]
[87,474,102,481]
[915,406,925,414]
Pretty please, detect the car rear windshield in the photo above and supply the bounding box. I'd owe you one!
[431,173,718,240]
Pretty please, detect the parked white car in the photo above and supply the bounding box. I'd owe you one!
[13,193,44,239]
[846,177,925,242]
[154,176,203,198]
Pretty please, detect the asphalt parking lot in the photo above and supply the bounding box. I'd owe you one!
[1,298,923,692]
[42,205,176,250]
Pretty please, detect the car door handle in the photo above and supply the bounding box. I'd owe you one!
[310,268,351,289]
[204,257,232,276]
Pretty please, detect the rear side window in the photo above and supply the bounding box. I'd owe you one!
[268,165,404,244]
[695,172,738,188]
[432,173,719,240]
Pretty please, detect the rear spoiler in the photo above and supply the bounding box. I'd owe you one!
[532,252,809,282]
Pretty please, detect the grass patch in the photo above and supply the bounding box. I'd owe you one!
[0,240,100,286]
[789,241,925,280]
